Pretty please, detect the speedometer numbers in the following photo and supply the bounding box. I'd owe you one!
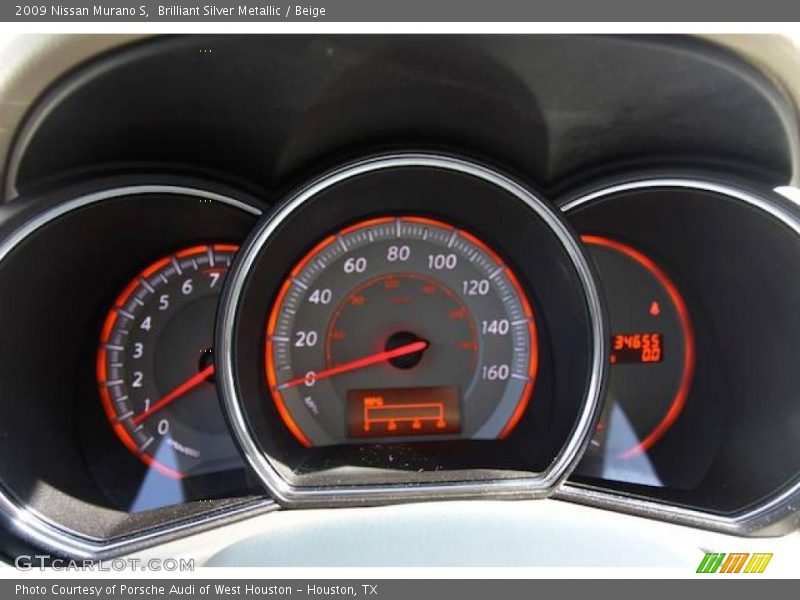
[97,245,241,479]
[265,216,538,447]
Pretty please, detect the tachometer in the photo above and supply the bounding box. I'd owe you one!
[265,216,538,447]
[97,244,241,478]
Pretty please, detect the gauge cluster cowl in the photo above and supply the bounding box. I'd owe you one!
[4,35,800,562]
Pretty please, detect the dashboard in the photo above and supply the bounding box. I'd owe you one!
[1,33,800,563]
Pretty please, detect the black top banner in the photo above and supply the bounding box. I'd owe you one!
[4,0,800,22]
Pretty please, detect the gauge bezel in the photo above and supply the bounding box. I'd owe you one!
[217,153,608,506]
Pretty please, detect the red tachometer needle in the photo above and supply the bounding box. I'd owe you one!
[277,340,429,390]
[132,364,215,425]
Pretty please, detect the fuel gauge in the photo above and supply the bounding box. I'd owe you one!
[576,235,695,486]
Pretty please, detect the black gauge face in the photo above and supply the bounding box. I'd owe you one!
[265,216,538,447]
[97,244,242,478]
[576,235,694,486]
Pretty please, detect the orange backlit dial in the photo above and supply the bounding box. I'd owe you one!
[97,245,242,478]
[264,216,538,447]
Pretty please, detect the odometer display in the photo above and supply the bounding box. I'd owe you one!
[265,216,538,447]
[611,332,663,364]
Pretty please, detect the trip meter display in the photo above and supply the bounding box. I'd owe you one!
[346,386,461,438]
[265,216,537,447]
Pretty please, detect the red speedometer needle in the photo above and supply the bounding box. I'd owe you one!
[132,364,215,425]
[277,340,429,390]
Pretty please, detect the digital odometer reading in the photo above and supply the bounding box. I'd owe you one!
[264,216,538,447]
[611,332,663,364]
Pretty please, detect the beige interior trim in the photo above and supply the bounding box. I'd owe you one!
[0,34,146,199]
[705,34,800,185]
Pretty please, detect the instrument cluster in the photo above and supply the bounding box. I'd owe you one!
[1,35,800,560]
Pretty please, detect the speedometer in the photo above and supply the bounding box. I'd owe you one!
[265,216,537,447]
[217,154,606,504]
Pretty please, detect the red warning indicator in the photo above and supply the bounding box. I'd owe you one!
[347,387,461,438]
